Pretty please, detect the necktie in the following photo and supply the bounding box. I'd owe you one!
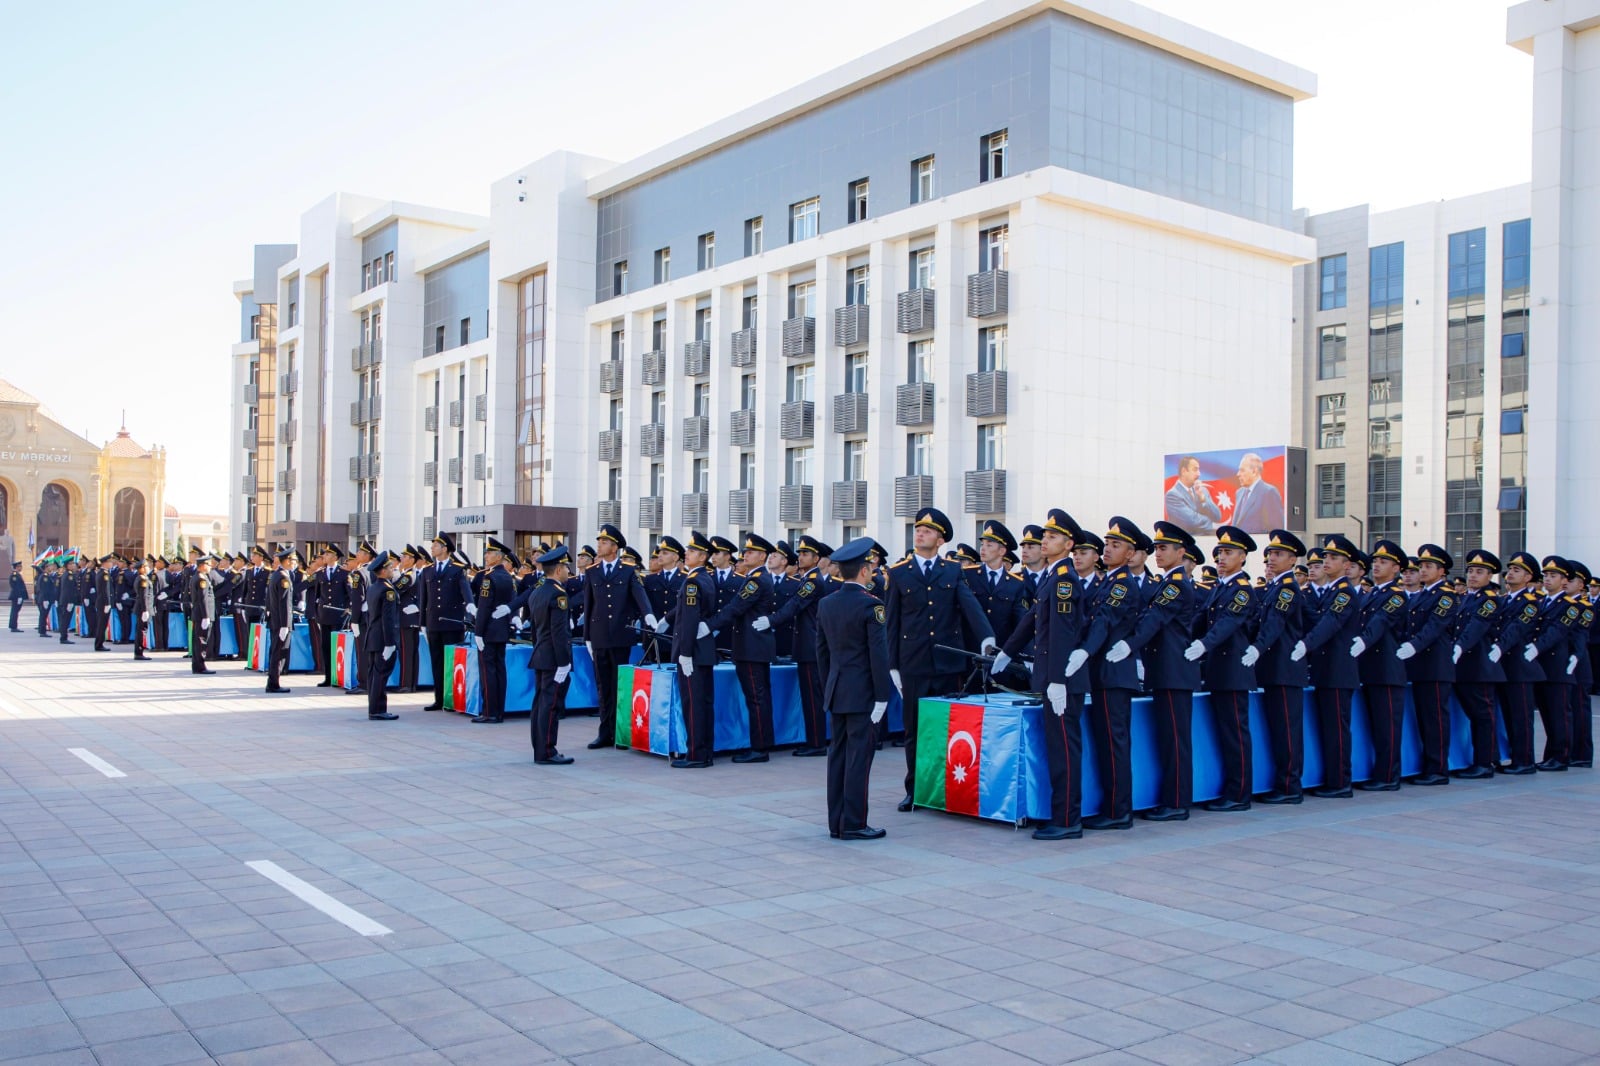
[989,570,998,590]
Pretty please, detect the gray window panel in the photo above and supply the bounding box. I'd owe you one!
[361,223,398,269]
[421,250,490,354]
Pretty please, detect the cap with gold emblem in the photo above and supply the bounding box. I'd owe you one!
[1043,509,1080,540]
[538,544,569,567]
[1541,555,1570,578]
[485,537,512,557]
[1019,524,1044,546]
[978,520,1017,552]
[741,532,775,555]
[1370,540,1407,566]
[656,535,684,558]
[621,546,643,567]
[1151,521,1191,548]
[1074,530,1104,555]
[432,532,456,553]
[709,535,738,555]
[795,534,832,557]
[1321,534,1358,559]
[1264,529,1306,557]
[685,530,712,554]
[947,543,978,565]
[1215,525,1257,553]
[597,524,625,547]
[1463,549,1501,573]
[1416,544,1453,570]
[1104,516,1146,548]
[914,507,953,540]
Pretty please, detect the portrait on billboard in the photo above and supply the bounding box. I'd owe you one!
[1163,447,1287,536]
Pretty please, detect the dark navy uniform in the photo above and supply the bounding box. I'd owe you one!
[671,560,720,766]
[769,564,834,753]
[1403,547,1461,783]
[396,560,422,692]
[527,571,573,761]
[363,570,400,719]
[1496,572,1546,771]
[418,545,472,709]
[1357,577,1412,788]
[265,561,295,693]
[1125,558,1200,815]
[582,539,655,745]
[7,566,25,631]
[1453,558,1507,774]
[188,562,216,673]
[1302,542,1364,793]
[1532,560,1583,768]
[473,551,518,723]
[964,564,1029,655]
[1568,583,1595,765]
[132,569,154,660]
[59,566,82,643]
[1195,571,1257,806]
[708,553,779,758]
[313,558,350,685]
[816,551,891,839]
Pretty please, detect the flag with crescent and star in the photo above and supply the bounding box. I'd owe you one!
[445,644,480,715]
[247,623,268,671]
[912,697,1051,823]
[615,665,673,755]
[333,630,361,690]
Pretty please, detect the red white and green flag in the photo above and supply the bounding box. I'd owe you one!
[444,644,480,715]
[913,699,1036,823]
[332,630,360,689]
[246,623,268,670]
[614,665,672,755]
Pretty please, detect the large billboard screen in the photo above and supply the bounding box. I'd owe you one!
[1163,447,1287,537]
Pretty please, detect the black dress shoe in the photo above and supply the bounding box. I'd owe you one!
[60,640,74,645]
[840,826,886,840]
[194,669,217,675]
[1536,759,1568,772]
[316,682,333,688]
[1356,780,1400,792]
[1450,766,1495,780]
[1410,773,1449,786]
[1257,791,1303,805]
[1498,763,1536,775]
[791,747,827,757]
[1140,806,1189,821]
[1308,785,1353,798]
[891,737,906,747]
[535,754,574,764]
[1570,759,1592,768]
[1083,813,1133,830]
[134,655,148,661]
[1200,798,1252,812]
[671,758,712,768]
[422,703,443,711]
[1032,823,1083,840]
[897,794,914,812]
[587,738,608,749]
[731,750,769,763]
[265,687,291,694]
[830,830,840,839]
[472,715,503,724]
[368,712,398,721]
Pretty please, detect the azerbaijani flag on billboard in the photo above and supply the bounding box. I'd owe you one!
[246,624,268,671]
[444,644,480,715]
[333,631,360,689]
[913,699,1032,823]
[614,665,672,755]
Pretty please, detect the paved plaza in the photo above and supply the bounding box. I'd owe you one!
[1,638,1598,1066]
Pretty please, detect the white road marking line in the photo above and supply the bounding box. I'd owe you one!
[67,748,126,778]
[0,695,27,717]
[245,860,392,937]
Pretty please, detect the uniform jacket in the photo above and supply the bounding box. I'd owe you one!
[1253,572,1308,688]
[266,567,295,632]
[188,568,216,625]
[964,564,1029,650]
[1454,588,1506,684]
[528,580,573,670]
[1404,581,1460,684]
[582,559,654,649]
[644,568,684,624]
[816,582,892,714]
[8,573,26,603]
[472,567,517,643]
[363,578,400,657]
[1304,578,1363,689]
[885,555,994,677]
[1196,572,1256,692]
[769,567,833,663]
[1357,581,1412,686]
[708,568,778,662]
[670,567,721,666]
[417,560,472,632]
[1125,568,1200,691]
[1001,560,1091,694]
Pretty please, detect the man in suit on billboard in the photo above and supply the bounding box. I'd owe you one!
[1231,453,1283,534]
[1164,456,1222,537]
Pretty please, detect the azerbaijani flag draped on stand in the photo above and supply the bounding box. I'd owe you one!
[246,624,268,671]
[913,698,1039,824]
[614,664,672,755]
[444,644,480,715]
[332,630,360,689]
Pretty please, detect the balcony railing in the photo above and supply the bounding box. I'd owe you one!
[725,489,752,527]
[351,340,382,370]
[834,305,870,348]
[279,418,298,441]
[423,461,437,488]
[683,339,710,376]
[349,454,381,480]
[832,392,868,434]
[682,415,709,452]
[779,484,813,526]
[448,399,463,427]
[731,327,757,367]
[448,457,463,485]
[966,270,1009,318]
[242,428,257,450]
[781,316,815,359]
[681,492,708,529]
[475,394,487,422]
[894,475,934,517]
[832,480,868,521]
[421,517,437,540]
[779,400,814,440]
[350,397,381,425]
[965,469,1007,515]
[966,371,1008,417]
[239,523,256,544]
[244,382,258,404]
[241,474,257,495]
[473,453,486,481]
[639,423,665,458]
[895,382,935,426]
[642,349,666,386]
[639,496,663,532]
[598,500,622,527]
[598,429,622,462]
[897,289,935,333]
[276,469,297,491]
[729,409,756,447]
[599,358,623,394]
[424,405,438,432]
[278,370,298,395]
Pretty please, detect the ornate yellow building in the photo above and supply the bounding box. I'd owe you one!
[0,378,166,578]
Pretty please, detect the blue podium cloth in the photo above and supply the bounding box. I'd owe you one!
[167,612,186,648]
[448,641,631,716]
[332,630,432,689]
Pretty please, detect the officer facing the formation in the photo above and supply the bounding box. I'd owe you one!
[524,545,575,764]
[362,552,400,720]
[583,525,659,748]
[768,534,834,757]
[265,548,295,694]
[886,508,996,813]
[816,538,891,840]
[8,561,27,632]
[1401,545,1460,785]
[188,555,217,674]
[472,537,519,724]
[419,534,473,710]
[708,533,780,763]
[671,532,721,768]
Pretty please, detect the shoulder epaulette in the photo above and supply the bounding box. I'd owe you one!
[890,558,912,569]
[962,563,980,570]
[1056,564,1072,577]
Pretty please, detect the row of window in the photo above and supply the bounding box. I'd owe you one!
[362,252,396,292]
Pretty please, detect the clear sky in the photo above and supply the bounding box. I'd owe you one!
[0,0,1532,518]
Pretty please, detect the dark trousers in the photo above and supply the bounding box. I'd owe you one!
[1089,687,1133,819]
[60,605,76,642]
[900,672,961,796]
[1412,680,1452,777]
[1363,684,1406,785]
[117,605,134,643]
[235,609,251,658]
[1535,680,1569,765]
[191,622,210,672]
[266,631,289,691]
[426,628,463,706]
[796,659,825,749]
[151,608,167,651]
[593,645,627,742]
[308,620,326,679]
[132,615,147,659]
[1260,684,1304,797]
[1455,682,1501,769]
[677,662,715,762]
[1150,689,1194,810]
[94,607,107,648]
[367,650,389,715]
[736,660,774,752]
[398,628,419,691]
[9,600,21,630]
[480,641,507,718]
[827,712,876,835]
[40,601,52,635]
[1498,681,1537,767]
[1315,687,1354,789]
[1041,691,1084,828]
[531,668,561,759]
[1571,686,1593,763]
[1208,688,1252,804]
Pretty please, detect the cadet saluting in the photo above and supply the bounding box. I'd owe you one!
[473,538,518,725]
[525,545,575,764]
[816,538,891,841]
[265,548,295,694]
[671,531,720,769]
[767,534,835,758]
[362,552,400,720]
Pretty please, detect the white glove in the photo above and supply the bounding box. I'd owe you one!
[278,627,289,641]
[351,624,361,638]
[1290,640,1306,662]
[1047,683,1067,715]
[1241,645,1260,668]
[979,637,997,657]
[474,636,485,651]
[104,605,111,614]
[1489,644,1503,663]
[1065,649,1089,677]
[298,597,306,613]
[1349,637,1366,658]
[1568,654,1578,676]
[1452,644,1463,664]
[1524,643,1539,662]
[697,622,709,640]
[870,701,887,724]
[491,604,510,619]
[1183,640,1205,662]
[1396,642,1416,661]
[1136,659,1145,682]
[1105,640,1130,664]
[201,618,211,630]
[403,604,419,615]
[678,656,694,677]
[554,664,570,684]
[585,642,594,662]
[751,616,771,632]
[141,612,150,622]
[465,603,478,617]
[157,593,167,602]
[890,669,903,694]
[990,651,1012,675]
[644,614,659,632]
[382,647,394,662]
[653,616,669,633]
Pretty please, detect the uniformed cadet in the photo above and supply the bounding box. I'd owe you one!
[526,545,574,762]
[395,546,423,692]
[1247,530,1308,804]
[59,558,81,644]
[707,535,739,656]
[769,534,835,756]
[8,561,26,632]
[1562,562,1594,766]
[1534,556,1583,769]
[238,546,268,648]
[189,555,217,674]
[1184,525,1256,813]
[770,541,799,658]
[1119,521,1200,820]
[1397,544,1460,785]
[817,538,891,840]
[470,538,519,724]
[1452,549,1508,778]
[583,525,659,746]
[886,507,996,812]
[708,533,780,762]
[671,531,720,768]
[866,542,888,601]
[114,555,136,645]
[1079,517,1148,830]
[264,548,295,694]
[1496,552,1548,773]
[132,558,154,661]
[348,541,376,636]
[643,535,685,623]
[994,508,1089,839]
[965,521,1029,657]
[1017,526,1047,604]
[419,534,473,710]
[1355,541,1413,791]
[1070,529,1104,593]
[301,548,328,680]
[93,555,115,651]
[362,552,400,720]
[1301,535,1364,797]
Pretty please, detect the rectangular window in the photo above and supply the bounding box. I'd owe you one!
[459,317,470,346]
[607,466,622,499]
[912,248,935,290]
[650,463,663,497]
[693,382,710,418]
[362,262,372,290]
[694,306,712,341]
[608,398,623,431]
[1317,464,1346,518]
[912,155,935,203]
[979,326,1007,372]
[979,225,1009,272]
[785,446,813,486]
[789,198,820,243]
[1369,242,1404,310]
[845,353,868,394]
[697,233,715,271]
[907,433,932,476]
[908,339,933,383]
[738,452,755,490]
[1501,332,1526,358]
[1449,228,1488,299]
[744,216,763,257]
[981,129,1009,182]
[786,363,814,403]
[1498,486,1525,511]
[612,260,628,297]
[651,318,666,352]
[1500,409,1524,435]
[650,391,665,424]
[740,374,755,411]
[848,178,870,223]
[610,328,624,359]
[1318,325,1347,380]
[847,266,870,307]
[844,440,866,481]
[384,251,394,283]
[653,247,670,285]
[1318,393,1347,449]
[1503,219,1531,295]
[741,294,759,330]
[693,458,709,494]
[434,325,444,354]
[977,425,1005,471]
[1319,254,1347,310]
[788,281,816,320]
